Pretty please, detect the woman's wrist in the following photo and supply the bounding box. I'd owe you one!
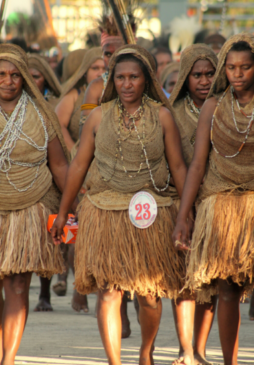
[177,211,188,222]
[58,207,69,218]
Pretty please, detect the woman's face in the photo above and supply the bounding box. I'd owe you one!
[0,60,23,102]
[165,71,179,94]
[86,59,105,85]
[103,41,124,69]
[114,60,146,104]
[226,50,254,93]
[187,59,215,106]
[29,68,45,94]
[155,52,172,79]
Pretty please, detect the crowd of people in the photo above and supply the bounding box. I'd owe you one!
[0,12,254,365]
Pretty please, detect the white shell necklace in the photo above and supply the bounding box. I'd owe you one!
[0,90,48,192]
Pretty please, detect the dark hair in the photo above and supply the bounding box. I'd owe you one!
[7,37,28,52]
[54,57,65,81]
[113,53,151,84]
[229,41,254,61]
[151,46,172,58]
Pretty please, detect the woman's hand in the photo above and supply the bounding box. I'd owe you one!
[51,213,68,245]
[172,213,193,251]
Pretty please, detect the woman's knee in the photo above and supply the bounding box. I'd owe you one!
[4,273,31,296]
[218,279,242,302]
[137,294,160,309]
[98,288,122,303]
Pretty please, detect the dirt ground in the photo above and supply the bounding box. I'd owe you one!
[15,273,254,365]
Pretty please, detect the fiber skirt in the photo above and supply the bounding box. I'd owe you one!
[173,197,216,303]
[185,192,254,300]
[0,202,65,279]
[75,197,186,299]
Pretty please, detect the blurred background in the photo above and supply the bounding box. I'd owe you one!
[1,0,254,56]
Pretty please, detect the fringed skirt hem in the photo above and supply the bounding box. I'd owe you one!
[185,193,254,300]
[75,198,186,299]
[0,202,65,279]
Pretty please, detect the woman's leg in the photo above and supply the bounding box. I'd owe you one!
[193,295,217,365]
[171,298,195,365]
[1,272,32,365]
[217,279,242,365]
[97,288,122,365]
[34,277,53,311]
[52,243,69,297]
[96,290,132,339]
[136,294,162,365]
[248,290,254,320]
[69,244,89,313]
[120,292,131,338]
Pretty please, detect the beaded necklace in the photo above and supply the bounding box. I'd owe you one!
[0,90,48,192]
[211,86,254,158]
[103,95,171,192]
[231,86,252,119]
[117,95,146,177]
[118,95,145,131]
[186,93,201,117]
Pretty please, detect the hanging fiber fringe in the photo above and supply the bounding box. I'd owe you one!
[0,202,65,279]
[75,198,188,299]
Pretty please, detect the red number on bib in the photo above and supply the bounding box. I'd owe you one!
[143,203,151,220]
[135,204,142,220]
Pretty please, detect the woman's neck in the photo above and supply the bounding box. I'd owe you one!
[0,93,22,114]
[120,97,143,115]
[188,93,204,109]
[233,88,254,107]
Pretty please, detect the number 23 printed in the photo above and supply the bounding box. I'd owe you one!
[135,203,151,220]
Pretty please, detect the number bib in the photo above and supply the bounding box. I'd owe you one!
[129,191,157,229]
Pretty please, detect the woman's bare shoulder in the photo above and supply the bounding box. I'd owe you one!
[203,96,217,111]
[158,105,174,121]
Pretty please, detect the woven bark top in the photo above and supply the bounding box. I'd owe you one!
[0,44,68,210]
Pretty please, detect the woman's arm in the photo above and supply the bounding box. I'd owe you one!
[80,78,104,118]
[51,107,102,244]
[172,97,217,245]
[47,136,79,213]
[160,107,193,250]
[159,106,187,198]
[55,89,78,151]
[47,136,69,193]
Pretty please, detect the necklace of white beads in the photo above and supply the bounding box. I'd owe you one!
[103,95,170,193]
[0,90,48,192]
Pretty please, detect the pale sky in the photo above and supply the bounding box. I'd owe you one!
[5,0,33,17]
[2,0,32,37]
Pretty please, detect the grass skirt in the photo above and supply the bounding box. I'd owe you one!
[185,193,254,300]
[0,202,65,279]
[75,197,186,299]
[173,197,216,303]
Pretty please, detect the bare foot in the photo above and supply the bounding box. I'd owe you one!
[52,281,67,297]
[194,353,213,365]
[172,350,194,365]
[34,298,53,312]
[72,290,89,313]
